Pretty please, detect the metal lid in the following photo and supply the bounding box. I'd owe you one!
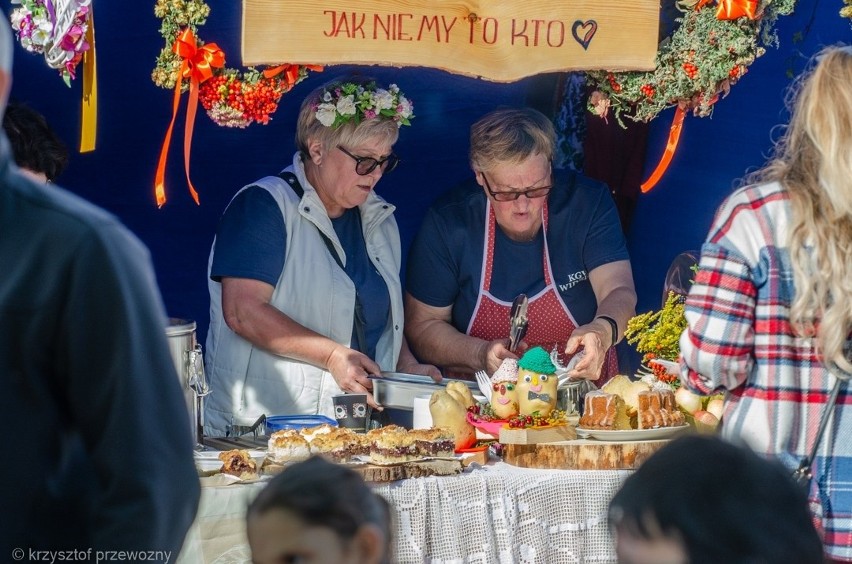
[265,415,337,431]
[166,317,196,336]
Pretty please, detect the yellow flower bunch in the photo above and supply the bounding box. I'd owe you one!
[625,292,687,362]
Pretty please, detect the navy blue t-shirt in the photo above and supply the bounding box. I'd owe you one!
[405,170,629,332]
[210,186,390,360]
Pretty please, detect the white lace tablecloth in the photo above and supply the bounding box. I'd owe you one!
[177,462,629,564]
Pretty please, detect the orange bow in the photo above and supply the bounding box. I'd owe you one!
[154,28,225,207]
[715,0,758,19]
[263,63,325,89]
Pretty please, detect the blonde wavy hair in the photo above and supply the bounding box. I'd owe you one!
[746,46,852,374]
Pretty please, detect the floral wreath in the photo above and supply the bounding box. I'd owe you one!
[584,0,796,191]
[152,0,321,129]
[151,0,322,207]
[314,82,414,129]
[586,0,796,125]
[10,0,91,86]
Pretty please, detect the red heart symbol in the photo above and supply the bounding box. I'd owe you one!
[571,20,597,50]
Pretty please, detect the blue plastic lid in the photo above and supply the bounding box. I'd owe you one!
[265,415,337,432]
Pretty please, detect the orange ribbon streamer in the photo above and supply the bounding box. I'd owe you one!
[715,0,758,19]
[154,28,224,207]
[640,106,686,193]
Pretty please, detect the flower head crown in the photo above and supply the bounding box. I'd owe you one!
[313,82,414,129]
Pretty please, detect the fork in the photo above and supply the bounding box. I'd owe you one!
[474,370,492,402]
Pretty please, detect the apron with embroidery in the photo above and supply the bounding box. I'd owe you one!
[465,199,618,383]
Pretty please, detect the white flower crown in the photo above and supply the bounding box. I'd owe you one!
[313,81,414,129]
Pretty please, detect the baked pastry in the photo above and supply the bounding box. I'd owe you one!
[602,375,650,420]
[310,432,366,463]
[299,423,337,443]
[268,430,311,463]
[370,429,418,464]
[637,389,686,429]
[578,391,631,430]
[218,449,258,480]
[409,427,455,458]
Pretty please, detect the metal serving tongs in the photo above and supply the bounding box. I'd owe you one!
[508,294,529,353]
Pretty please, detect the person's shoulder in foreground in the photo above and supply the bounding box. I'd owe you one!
[609,434,824,564]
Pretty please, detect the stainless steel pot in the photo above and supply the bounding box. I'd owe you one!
[165,318,209,443]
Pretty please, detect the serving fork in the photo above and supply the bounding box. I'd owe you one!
[474,370,492,402]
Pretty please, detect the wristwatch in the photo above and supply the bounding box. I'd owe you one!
[595,315,618,348]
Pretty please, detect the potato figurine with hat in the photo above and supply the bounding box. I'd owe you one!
[516,346,558,417]
[489,358,519,419]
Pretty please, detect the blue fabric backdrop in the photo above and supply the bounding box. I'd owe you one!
[8,1,849,364]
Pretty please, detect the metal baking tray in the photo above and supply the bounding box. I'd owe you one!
[371,372,478,411]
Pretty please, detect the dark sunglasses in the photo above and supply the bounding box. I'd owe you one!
[481,172,553,202]
[338,146,400,176]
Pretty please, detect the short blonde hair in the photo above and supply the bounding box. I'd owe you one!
[469,107,555,173]
[295,76,400,156]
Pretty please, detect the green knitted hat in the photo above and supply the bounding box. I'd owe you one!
[517,346,556,374]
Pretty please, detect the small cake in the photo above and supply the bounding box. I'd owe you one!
[409,427,455,458]
[516,347,558,417]
[370,428,418,464]
[268,430,311,463]
[298,423,338,443]
[310,432,366,463]
[602,375,650,419]
[578,391,631,430]
[218,449,258,480]
[637,389,686,429]
[490,358,519,419]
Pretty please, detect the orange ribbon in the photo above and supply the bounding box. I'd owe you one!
[263,63,324,88]
[154,28,224,207]
[640,106,686,193]
[715,0,758,19]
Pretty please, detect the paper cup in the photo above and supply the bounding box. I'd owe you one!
[332,393,370,432]
[412,394,434,429]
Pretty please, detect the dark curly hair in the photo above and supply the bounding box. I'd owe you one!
[3,102,68,181]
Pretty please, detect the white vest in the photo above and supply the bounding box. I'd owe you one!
[204,156,404,435]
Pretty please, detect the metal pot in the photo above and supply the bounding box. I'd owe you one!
[165,318,209,443]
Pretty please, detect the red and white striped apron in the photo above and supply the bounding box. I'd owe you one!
[465,200,618,383]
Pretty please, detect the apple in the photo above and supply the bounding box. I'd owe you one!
[705,398,724,420]
[693,410,720,434]
[675,387,702,415]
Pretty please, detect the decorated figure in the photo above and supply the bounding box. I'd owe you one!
[490,358,519,419]
[516,346,558,417]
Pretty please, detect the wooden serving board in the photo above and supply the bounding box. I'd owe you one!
[504,439,669,470]
[352,458,464,482]
[499,424,577,445]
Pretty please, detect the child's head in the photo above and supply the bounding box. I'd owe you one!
[609,435,823,564]
[247,456,391,564]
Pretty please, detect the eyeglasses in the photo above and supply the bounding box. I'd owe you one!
[481,172,553,202]
[338,146,400,176]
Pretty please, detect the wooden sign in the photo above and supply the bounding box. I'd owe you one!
[242,0,659,82]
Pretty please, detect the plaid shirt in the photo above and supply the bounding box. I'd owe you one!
[679,181,852,561]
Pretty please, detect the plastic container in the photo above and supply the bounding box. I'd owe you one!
[265,415,337,434]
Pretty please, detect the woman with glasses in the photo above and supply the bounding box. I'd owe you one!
[405,107,636,382]
[204,77,439,435]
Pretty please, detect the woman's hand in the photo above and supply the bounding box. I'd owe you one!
[480,338,524,375]
[326,345,384,409]
[564,320,612,381]
[396,359,443,382]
